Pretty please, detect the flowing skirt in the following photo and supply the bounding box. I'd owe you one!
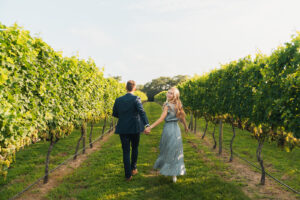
[153,121,186,176]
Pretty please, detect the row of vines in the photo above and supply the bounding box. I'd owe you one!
[0,23,126,183]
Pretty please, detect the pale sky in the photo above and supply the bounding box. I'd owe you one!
[1,0,300,84]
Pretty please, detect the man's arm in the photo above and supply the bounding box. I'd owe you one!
[112,99,118,118]
[135,97,149,126]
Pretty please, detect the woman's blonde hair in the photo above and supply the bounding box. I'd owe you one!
[164,87,186,121]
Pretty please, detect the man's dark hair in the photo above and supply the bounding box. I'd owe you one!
[126,80,136,91]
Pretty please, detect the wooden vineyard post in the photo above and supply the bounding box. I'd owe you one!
[219,120,223,155]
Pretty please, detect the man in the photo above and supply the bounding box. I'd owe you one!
[112,80,150,181]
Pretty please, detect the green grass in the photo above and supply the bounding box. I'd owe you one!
[0,119,113,200]
[46,102,250,200]
[190,116,300,196]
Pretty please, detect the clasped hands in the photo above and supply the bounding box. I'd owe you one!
[144,126,151,135]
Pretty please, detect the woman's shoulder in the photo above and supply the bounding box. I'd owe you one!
[162,102,168,109]
[163,102,172,107]
[163,102,175,111]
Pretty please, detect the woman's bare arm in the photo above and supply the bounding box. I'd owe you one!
[145,106,168,132]
[180,117,189,132]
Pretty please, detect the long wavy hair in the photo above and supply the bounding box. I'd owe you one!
[164,87,186,121]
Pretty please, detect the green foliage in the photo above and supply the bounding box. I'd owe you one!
[134,90,148,102]
[178,33,300,149]
[154,91,167,105]
[254,35,300,141]
[0,23,125,178]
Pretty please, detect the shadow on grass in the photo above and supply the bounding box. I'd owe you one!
[96,173,250,200]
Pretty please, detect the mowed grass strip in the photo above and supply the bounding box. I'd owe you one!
[0,120,112,200]
[46,102,249,200]
[190,116,300,194]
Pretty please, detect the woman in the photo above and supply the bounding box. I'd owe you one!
[145,87,189,183]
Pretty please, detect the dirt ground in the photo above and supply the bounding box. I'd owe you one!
[187,131,299,200]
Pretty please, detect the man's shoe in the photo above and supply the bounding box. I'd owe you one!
[126,176,132,182]
[132,169,138,176]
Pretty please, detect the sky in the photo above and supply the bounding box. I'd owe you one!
[1,0,300,84]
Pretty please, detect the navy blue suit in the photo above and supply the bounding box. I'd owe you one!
[112,93,149,178]
[113,93,149,134]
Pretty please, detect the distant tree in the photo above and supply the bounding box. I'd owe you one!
[136,84,144,91]
[112,76,122,82]
[142,75,189,101]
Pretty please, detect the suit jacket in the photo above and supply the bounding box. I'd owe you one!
[112,93,149,134]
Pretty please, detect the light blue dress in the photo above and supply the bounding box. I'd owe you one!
[153,103,186,176]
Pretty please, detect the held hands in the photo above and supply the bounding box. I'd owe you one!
[144,126,151,135]
[184,126,189,133]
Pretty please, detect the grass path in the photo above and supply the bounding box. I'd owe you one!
[45,102,249,200]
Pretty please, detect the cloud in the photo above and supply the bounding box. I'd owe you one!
[70,27,114,47]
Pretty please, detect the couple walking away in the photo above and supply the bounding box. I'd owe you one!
[112,80,189,183]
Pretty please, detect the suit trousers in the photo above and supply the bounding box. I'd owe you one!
[119,133,140,178]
